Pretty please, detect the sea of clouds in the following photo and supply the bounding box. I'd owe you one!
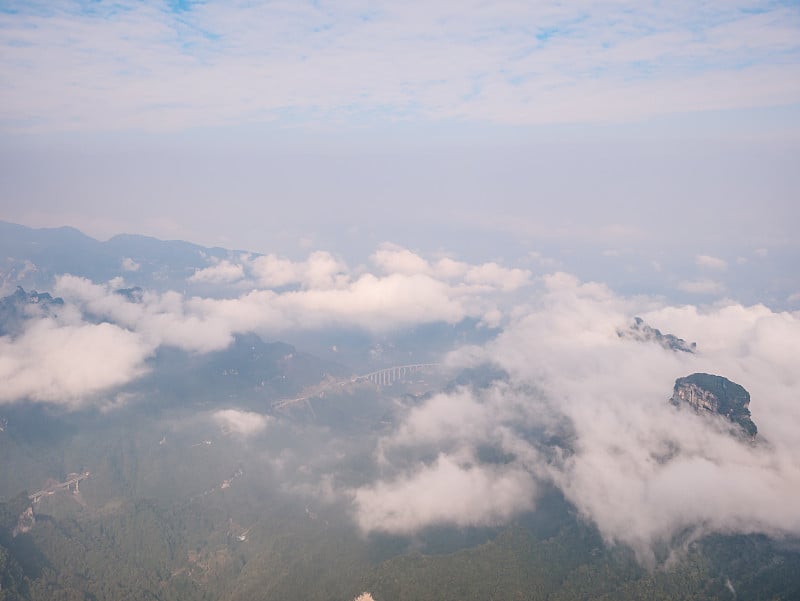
[1,245,799,564]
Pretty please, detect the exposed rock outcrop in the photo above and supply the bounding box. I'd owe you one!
[12,506,35,538]
[671,373,757,436]
[618,317,696,353]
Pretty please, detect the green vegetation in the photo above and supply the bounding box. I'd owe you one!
[673,373,758,436]
[2,479,799,601]
[0,369,795,601]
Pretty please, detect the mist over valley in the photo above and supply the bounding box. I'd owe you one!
[0,223,799,600]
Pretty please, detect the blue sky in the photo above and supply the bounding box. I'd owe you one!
[0,0,799,306]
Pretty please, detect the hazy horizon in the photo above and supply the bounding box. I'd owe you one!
[2,2,799,309]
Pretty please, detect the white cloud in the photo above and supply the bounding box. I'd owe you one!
[213,409,271,436]
[121,257,140,272]
[189,259,245,284]
[527,291,800,556]
[372,244,431,276]
[695,254,727,270]
[248,254,303,288]
[354,273,800,564]
[61,263,473,346]
[372,245,532,292]
[270,272,472,330]
[109,247,522,338]
[55,275,236,353]
[353,454,537,534]
[0,318,152,406]
[463,262,530,291]
[434,257,470,279]
[5,239,800,565]
[0,246,528,405]
[249,251,348,289]
[380,388,493,453]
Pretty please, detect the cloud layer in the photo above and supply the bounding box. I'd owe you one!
[1,1,798,131]
[352,273,800,564]
[0,245,529,405]
[3,240,799,566]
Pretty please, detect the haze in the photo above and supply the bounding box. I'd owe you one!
[1,1,799,306]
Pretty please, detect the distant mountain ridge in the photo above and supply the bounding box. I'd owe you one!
[141,332,349,410]
[0,220,239,293]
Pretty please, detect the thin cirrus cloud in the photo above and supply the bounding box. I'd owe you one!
[1,1,799,132]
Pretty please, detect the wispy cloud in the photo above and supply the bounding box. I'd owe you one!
[189,259,245,284]
[121,257,141,272]
[1,1,798,132]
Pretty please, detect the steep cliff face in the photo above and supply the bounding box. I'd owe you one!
[12,506,35,538]
[671,373,757,436]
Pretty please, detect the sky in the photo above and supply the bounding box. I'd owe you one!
[0,0,799,304]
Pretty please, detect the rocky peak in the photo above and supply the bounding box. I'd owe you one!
[6,286,63,307]
[0,286,64,336]
[671,373,757,436]
[618,317,696,353]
